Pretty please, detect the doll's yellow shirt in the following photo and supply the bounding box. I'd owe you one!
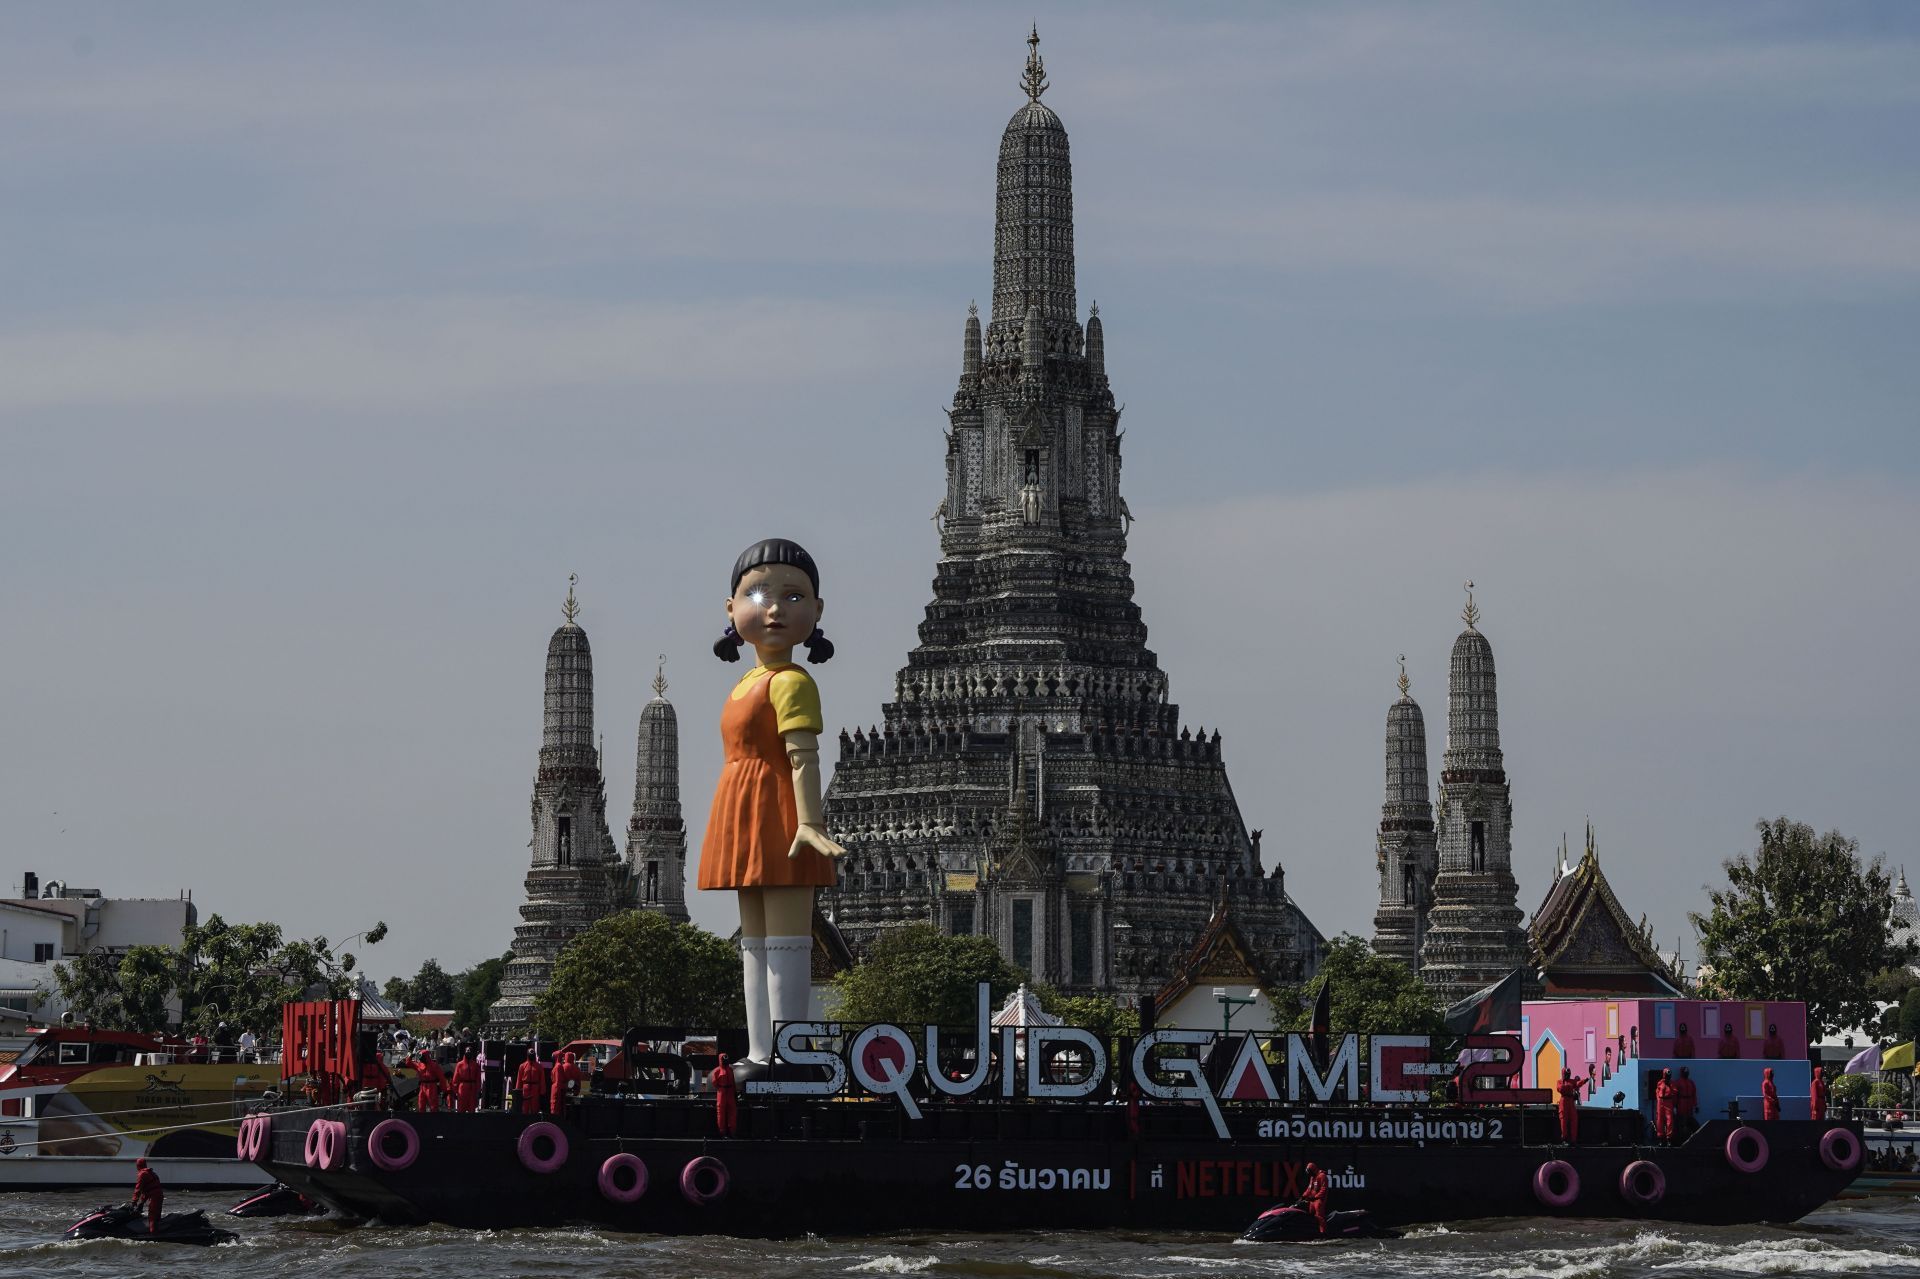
[731,664,824,736]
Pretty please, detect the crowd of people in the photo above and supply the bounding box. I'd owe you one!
[296,1027,599,1118]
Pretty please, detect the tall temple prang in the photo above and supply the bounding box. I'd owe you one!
[1371,656,1437,972]
[1418,583,1530,1003]
[627,658,689,923]
[823,32,1326,997]
[491,577,627,1028]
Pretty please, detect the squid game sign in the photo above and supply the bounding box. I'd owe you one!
[744,984,1546,1138]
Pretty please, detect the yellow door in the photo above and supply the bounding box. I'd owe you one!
[1536,1039,1563,1089]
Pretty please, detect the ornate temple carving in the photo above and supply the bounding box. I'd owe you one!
[822,33,1326,998]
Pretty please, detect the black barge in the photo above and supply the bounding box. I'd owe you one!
[248,1098,1861,1235]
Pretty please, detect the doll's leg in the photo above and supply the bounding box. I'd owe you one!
[736,890,772,1070]
[761,886,816,1064]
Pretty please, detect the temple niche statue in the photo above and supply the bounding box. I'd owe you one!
[822,31,1326,998]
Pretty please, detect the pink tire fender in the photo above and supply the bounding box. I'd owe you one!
[599,1153,649,1204]
[303,1121,325,1168]
[1618,1159,1665,1207]
[681,1155,730,1206]
[367,1118,420,1172]
[517,1121,569,1174]
[1725,1125,1769,1174]
[234,1115,256,1160]
[247,1115,268,1161]
[318,1118,348,1171]
[1533,1159,1579,1209]
[1820,1126,1862,1173]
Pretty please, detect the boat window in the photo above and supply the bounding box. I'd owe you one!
[10,1040,44,1068]
[57,1042,90,1065]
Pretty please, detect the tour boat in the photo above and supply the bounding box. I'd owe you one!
[0,1026,279,1188]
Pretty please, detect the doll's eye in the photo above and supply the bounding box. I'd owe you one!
[746,587,770,606]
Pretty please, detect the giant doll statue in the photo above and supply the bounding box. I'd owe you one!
[700,539,846,1081]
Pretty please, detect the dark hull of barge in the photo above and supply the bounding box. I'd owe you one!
[255,1100,1859,1236]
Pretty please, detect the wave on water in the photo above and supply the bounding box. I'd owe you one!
[1651,1237,1920,1274]
[846,1256,939,1273]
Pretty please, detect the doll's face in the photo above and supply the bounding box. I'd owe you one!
[727,563,823,660]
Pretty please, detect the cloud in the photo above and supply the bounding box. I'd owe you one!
[1128,464,1920,947]
[0,296,935,408]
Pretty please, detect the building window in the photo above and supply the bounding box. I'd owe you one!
[557,815,573,866]
[33,942,55,963]
[1402,865,1416,906]
[1012,899,1034,974]
[1070,908,1093,986]
[645,861,659,903]
[950,901,975,937]
[1470,820,1486,872]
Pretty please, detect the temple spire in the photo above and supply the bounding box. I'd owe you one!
[1397,653,1411,700]
[1021,25,1049,102]
[1461,579,1479,630]
[652,654,668,699]
[563,572,581,625]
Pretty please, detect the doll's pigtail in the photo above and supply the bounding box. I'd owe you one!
[713,624,743,662]
[802,626,835,664]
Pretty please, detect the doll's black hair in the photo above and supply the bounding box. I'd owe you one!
[712,538,835,664]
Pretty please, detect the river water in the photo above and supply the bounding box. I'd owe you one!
[4,1191,1919,1278]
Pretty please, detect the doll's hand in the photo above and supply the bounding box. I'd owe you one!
[790,823,847,860]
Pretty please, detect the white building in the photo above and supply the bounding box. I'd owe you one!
[0,871,199,1025]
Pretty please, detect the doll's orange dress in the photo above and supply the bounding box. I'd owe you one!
[698,664,836,890]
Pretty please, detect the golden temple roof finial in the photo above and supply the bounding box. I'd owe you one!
[1021,25,1049,103]
[1397,653,1410,699]
[562,573,581,624]
[652,654,668,698]
[1461,579,1480,630]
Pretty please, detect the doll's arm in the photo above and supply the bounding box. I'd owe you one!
[784,730,848,860]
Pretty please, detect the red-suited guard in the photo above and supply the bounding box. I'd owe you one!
[1555,1068,1582,1145]
[515,1054,549,1115]
[1674,1067,1699,1140]
[1762,1067,1780,1120]
[549,1052,582,1117]
[711,1053,739,1138]
[1654,1069,1675,1143]
[1300,1162,1329,1235]
[452,1047,481,1113]
[1811,1066,1828,1122]
[413,1054,446,1111]
[131,1157,163,1235]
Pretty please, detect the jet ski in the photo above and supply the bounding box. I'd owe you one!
[1242,1203,1400,1242]
[63,1202,237,1246]
[228,1182,323,1217]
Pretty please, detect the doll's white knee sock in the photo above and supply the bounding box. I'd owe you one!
[764,935,814,1051]
[739,935,770,1065]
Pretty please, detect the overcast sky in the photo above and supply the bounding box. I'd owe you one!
[3,3,1916,994]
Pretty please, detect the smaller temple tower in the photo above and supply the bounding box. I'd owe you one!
[1419,583,1529,1004]
[1372,656,1437,972]
[492,578,624,1029]
[627,658,689,923]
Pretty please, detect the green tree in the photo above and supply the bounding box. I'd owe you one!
[1690,818,1916,1041]
[51,947,177,1032]
[1830,1072,1870,1108]
[1036,990,1141,1041]
[452,952,512,1028]
[830,924,1025,1026]
[536,913,743,1041]
[1899,989,1920,1044]
[407,959,457,1010]
[382,975,412,1007]
[1869,1080,1904,1110]
[1271,934,1445,1035]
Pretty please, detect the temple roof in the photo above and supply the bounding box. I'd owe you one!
[1153,896,1283,1013]
[1528,827,1683,997]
